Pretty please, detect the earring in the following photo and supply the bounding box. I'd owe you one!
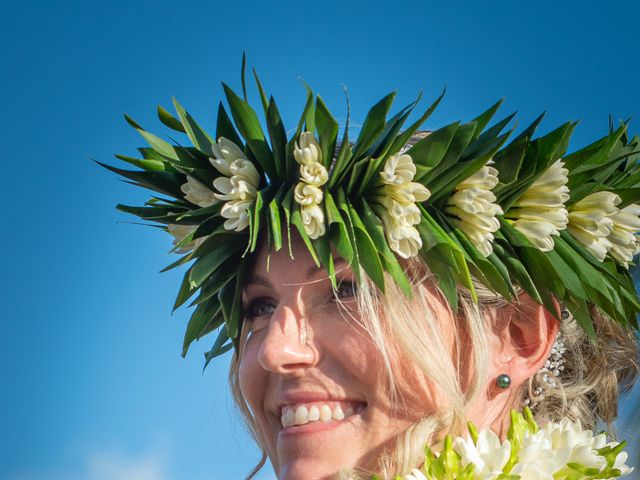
[523,308,569,407]
[496,373,511,389]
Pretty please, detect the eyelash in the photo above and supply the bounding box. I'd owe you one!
[243,279,358,324]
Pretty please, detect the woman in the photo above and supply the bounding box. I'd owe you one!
[104,67,640,479]
[234,230,638,479]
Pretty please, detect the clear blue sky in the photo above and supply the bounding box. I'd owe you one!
[2,1,639,478]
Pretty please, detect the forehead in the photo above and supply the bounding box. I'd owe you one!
[247,233,350,284]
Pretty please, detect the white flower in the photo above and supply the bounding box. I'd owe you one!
[293,131,322,165]
[384,182,431,205]
[373,153,430,258]
[293,132,328,238]
[445,165,503,257]
[219,199,253,232]
[510,431,565,480]
[167,224,207,253]
[299,161,329,186]
[301,204,326,240]
[507,159,570,252]
[380,153,416,186]
[209,138,260,232]
[453,429,511,480]
[608,203,640,268]
[213,173,258,202]
[379,210,422,259]
[210,136,248,175]
[180,175,219,208]
[568,191,620,261]
[294,183,324,206]
[378,196,421,226]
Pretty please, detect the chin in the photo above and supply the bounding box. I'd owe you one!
[276,459,347,480]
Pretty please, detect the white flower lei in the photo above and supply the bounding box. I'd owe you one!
[375,409,633,480]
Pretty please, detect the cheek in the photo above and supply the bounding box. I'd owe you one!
[237,340,266,414]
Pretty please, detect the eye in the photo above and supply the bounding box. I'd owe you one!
[335,279,357,301]
[244,298,276,319]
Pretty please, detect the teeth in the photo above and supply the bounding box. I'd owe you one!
[320,404,332,421]
[294,405,309,425]
[284,408,295,427]
[309,405,320,421]
[280,403,360,428]
[332,405,344,420]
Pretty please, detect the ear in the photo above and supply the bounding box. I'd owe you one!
[488,294,560,394]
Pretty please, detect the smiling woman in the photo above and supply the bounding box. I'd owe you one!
[230,232,638,479]
[104,61,640,480]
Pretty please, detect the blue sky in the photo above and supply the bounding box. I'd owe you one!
[2,0,639,478]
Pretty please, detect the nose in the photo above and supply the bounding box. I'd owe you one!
[257,300,317,375]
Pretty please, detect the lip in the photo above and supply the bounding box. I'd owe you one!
[278,411,361,437]
[274,391,366,415]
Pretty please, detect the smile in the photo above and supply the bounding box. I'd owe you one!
[280,401,365,429]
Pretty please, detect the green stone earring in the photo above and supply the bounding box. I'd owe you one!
[496,374,511,389]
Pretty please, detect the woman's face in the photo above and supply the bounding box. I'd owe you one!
[238,237,452,480]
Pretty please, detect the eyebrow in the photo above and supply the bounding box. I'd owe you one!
[243,258,351,290]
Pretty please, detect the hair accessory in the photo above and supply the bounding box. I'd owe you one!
[496,373,511,389]
[101,56,640,368]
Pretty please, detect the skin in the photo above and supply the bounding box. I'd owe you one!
[238,236,558,480]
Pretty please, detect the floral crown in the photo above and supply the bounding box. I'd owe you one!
[101,58,640,367]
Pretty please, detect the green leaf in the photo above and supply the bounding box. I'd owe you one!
[181,299,222,357]
[417,207,476,302]
[360,199,412,296]
[159,252,193,273]
[336,189,362,284]
[114,154,170,172]
[98,161,186,199]
[312,233,336,288]
[252,67,269,114]
[136,129,204,169]
[351,91,396,160]
[295,82,315,138]
[469,99,503,141]
[492,112,545,186]
[249,190,264,252]
[215,102,243,146]
[347,205,386,292]
[220,265,245,341]
[189,240,243,288]
[493,240,541,304]
[173,267,198,311]
[157,104,186,132]
[564,125,626,173]
[463,112,515,159]
[203,327,233,369]
[346,157,370,194]
[222,83,275,179]
[172,97,215,157]
[387,87,446,156]
[446,223,514,300]
[417,121,476,183]
[290,205,320,267]
[324,191,354,264]
[268,198,283,252]
[240,52,248,101]
[188,263,236,308]
[408,121,459,168]
[266,97,287,181]
[315,95,339,170]
[428,130,511,203]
